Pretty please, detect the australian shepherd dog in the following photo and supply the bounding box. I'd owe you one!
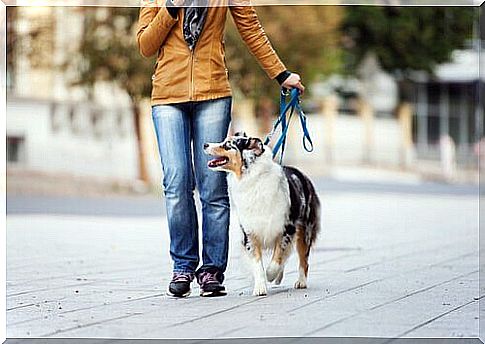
[204,132,321,296]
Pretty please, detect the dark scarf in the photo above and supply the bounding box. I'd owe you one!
[183,0,208,51]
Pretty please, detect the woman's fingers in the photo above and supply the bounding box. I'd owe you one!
[282,73,305,95]
[296,81,305,95]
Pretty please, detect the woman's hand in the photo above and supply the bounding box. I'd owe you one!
[282,73,305,94]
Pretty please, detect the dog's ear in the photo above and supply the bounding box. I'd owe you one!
[247,138,265,156]
[234,137,249,151]
[234,131,247,138]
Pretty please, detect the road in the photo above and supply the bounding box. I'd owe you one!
[6,179,480,339]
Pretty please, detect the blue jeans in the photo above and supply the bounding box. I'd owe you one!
[152,97,232,275]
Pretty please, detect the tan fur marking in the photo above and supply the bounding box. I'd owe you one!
[248,234,263,260]
[296,226,309,277]
[271,235,285,265]
[208,145,243,178]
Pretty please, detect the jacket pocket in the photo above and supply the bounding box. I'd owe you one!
[152,48,166,83]
[151,61,158,82]
[209,42,229,92]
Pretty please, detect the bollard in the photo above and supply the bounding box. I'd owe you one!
[358,99,374,164]
[397,102,414,168]
[321,95,338,164]
[140,98,160,186]
[440,134,456,182]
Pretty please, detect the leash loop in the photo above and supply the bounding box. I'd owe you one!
[264,87,314,164]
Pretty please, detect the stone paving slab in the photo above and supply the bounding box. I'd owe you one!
[6,191,479,339]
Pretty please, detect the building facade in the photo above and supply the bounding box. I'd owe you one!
[6,7,142,182]
[410,48,483,166]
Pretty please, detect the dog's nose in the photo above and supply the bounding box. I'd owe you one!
[203,143,209,149]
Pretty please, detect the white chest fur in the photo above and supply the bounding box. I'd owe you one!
[227,154,290,247]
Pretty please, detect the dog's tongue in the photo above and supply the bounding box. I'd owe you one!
[208,157,228,168]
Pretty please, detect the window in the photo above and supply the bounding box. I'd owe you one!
[7,136,25,164]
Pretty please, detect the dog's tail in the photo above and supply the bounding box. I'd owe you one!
[305,180,321,256]
[284,165,321,256]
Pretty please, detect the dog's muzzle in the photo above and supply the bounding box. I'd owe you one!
[204,143,230,168]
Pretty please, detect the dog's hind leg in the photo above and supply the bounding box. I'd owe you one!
[274,269,284,285]
[266,225,294,285]
[295,226,310,289]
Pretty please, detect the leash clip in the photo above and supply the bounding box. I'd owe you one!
[281,87,291,97]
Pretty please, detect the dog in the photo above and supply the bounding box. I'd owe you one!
[204,132,321,296]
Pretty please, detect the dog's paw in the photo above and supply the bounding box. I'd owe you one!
[266,262,282,283]
[294,279,307,289]
[252,281,268,296]
[275,270,284,285]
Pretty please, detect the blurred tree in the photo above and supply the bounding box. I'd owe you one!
[73,7,154,182]
[74,6,343,172]
[225,6,343,115]
[6,7,17,89]
[7,7,55,89]
[341,6,476,99]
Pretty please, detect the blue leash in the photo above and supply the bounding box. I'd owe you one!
[264,88,314,164]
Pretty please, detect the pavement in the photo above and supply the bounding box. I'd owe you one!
[5,179,480,339]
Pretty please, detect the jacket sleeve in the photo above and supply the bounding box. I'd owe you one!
[229,1,287,80]
[136,0,179,58]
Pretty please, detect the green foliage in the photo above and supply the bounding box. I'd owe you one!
[74,6,475,106]
[341,6,476,76]
[6,8,17,88]
[75,6,343,110]
[224,5,343,103]
[75,7,154,102]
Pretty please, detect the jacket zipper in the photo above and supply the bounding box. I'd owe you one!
[184,7,198,101]
[189,50,195,100]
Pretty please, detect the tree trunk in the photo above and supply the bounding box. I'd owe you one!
[257,97,277,139]
[6,7,17,87]
[132,101,150,183]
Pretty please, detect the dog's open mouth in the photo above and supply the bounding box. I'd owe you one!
[208,156,229,168]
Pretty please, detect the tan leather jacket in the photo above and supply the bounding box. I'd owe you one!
[137,0,287,105]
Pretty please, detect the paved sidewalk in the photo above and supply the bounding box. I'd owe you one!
[6,189,479,339]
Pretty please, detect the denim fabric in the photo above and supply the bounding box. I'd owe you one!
[152,97,232,274]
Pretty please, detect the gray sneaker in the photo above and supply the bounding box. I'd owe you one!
[196,268,227,297]
[167,272,194,298]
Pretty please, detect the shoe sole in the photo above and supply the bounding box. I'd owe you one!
[200,289,227,297]
[166,288,191,298]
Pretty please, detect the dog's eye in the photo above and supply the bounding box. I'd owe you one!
[234,138,249,151]
[223,142,232,150]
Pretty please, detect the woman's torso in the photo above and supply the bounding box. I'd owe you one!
[152,2,231,105]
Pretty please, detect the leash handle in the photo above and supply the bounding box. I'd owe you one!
[295,98,314,153]
[264,87,313,164]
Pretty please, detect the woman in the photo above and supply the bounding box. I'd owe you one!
[137,0,304,298]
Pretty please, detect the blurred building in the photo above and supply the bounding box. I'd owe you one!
[5,6,482,192]
[301,45,483,180]
[6,7,140,182]
[357,53,399,117]
[409,47,483,166]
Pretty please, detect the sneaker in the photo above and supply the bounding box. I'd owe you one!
[196,268,227,297]
[167,272,194,298]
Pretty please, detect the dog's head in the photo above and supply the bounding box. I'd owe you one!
[204,132,266,177]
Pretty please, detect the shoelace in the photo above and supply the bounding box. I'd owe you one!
[199,271,219,285]
[172,273,193,283]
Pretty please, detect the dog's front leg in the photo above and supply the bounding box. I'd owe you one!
[250,238,267,296]
[242,230,267,296]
